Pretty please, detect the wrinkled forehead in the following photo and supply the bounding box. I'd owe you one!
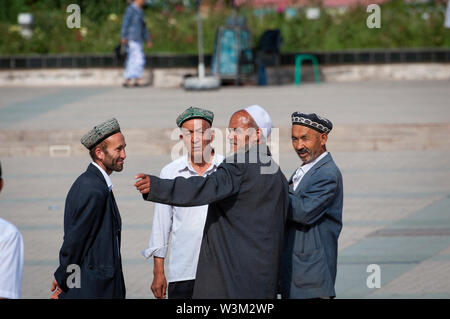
[291,124,319,137]
[181,118,211,131]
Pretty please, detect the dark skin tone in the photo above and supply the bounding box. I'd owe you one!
[291,125,327,165]
[50,133,126,299]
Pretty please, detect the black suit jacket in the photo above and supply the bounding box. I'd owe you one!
[54,164,125,299]
[145,144,289,298]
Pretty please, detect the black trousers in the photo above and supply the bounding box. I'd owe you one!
[168,280,195,299]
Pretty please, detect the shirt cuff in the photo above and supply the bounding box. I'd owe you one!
[141,246,168,259]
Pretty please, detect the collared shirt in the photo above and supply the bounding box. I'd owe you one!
[292,151,328,191]
[142,153,225,283]
[0,218,24,299]
[91,162,113,191]
[91,162,120,257]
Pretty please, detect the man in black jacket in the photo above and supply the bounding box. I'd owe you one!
[51,118,127,299]
[135,106,289,298]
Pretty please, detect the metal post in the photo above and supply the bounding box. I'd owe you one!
[196,0,205,79]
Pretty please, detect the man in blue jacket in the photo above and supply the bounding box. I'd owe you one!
[280,112,343,299]
[121,0,152,87]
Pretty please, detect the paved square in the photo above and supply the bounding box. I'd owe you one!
[0,81,449,298]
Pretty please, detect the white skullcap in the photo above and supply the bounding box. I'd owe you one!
[244,104,273,138]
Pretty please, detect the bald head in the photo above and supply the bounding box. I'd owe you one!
[230,110,258,130]
[228,110,261,153]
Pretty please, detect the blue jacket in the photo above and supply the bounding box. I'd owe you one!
[54,164,125,299]
[280,153,343,299]
[121,4,150,43]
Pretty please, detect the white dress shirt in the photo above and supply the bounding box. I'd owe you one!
[91,162,120,256]
[0,218,24,299]
[91,162,113,191]
[142,153,225,283]
[292,151,328,191]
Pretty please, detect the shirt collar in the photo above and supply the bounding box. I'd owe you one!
[297,151,329,176]
[91,162,113,191]
[178,153,223,175]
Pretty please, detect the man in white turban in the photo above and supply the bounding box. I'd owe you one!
[135,105,288,299]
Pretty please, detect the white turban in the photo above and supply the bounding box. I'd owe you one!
[244,104,273,139]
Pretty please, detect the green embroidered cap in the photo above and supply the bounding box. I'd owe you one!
[176,107,214,128]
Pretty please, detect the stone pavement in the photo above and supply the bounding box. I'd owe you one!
[0,80,449,298]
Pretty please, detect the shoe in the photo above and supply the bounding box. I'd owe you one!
[123,80,133,88]
[133,79,149,87]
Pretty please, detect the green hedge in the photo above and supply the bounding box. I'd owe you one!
[0,0,449,55]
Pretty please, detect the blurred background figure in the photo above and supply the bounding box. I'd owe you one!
[446,0,450,28]
[121,0,153,87]
[0,161,24,299]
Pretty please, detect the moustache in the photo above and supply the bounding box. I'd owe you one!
[297,148,310,155]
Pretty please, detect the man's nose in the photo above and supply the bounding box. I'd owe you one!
[294,141,303,150]
[192,134,201,144]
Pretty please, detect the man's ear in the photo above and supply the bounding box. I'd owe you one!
[209,128,215,143]
[321,133,328,146]
[95,146,105,161]
[256,127,263,143]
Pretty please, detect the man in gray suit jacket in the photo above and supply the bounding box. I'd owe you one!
[280,112,343,299]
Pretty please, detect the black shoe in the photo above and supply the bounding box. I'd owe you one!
[123,80,133,88]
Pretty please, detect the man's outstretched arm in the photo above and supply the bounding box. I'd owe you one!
[135,163,245,207]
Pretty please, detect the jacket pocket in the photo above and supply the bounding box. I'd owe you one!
[86,264,115,279]
[293,248,329,289]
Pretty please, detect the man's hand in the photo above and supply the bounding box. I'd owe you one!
[121,38,128,45]
[146,41,153,49]
[135,174,151,195]
[151,272,167,299]
[50,278,62,299]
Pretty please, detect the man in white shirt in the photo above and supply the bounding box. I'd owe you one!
[0,161,24,299]
[142,107,224,299]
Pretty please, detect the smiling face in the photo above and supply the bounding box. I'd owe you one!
[227,110,260,153]
[180,118,214,164]
[291,125,327,165]
[92,132,127,174]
